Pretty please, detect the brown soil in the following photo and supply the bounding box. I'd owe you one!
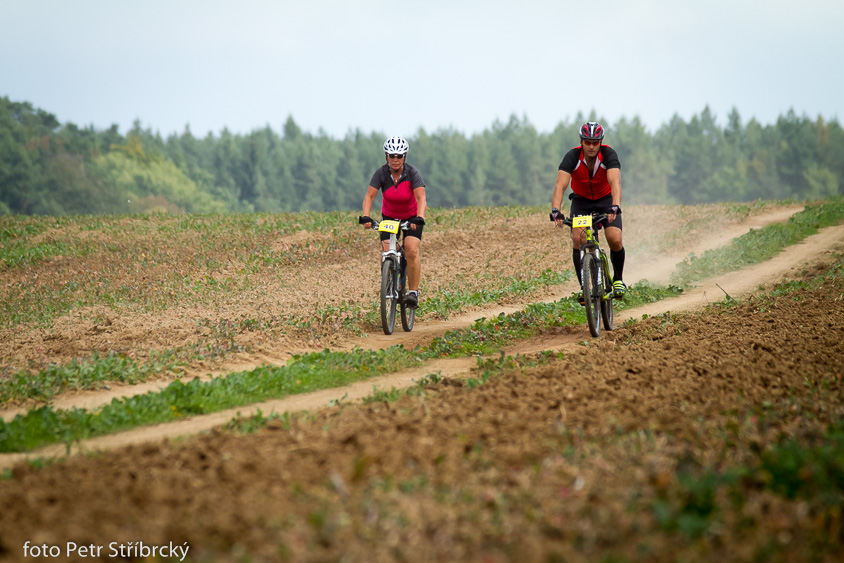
[0,204,804,419]
[1,205,843,561]
[0,205,799,378]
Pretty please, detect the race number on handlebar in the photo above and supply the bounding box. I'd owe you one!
[377,220,400,234]
[566,213,607,230]
[571,216,592,229]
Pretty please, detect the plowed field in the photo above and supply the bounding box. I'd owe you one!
[1,203,843,562]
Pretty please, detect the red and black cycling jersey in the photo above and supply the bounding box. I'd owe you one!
[369,163,426,219]
[558,145,621,200]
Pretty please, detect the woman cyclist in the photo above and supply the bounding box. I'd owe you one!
[360,136,427,309]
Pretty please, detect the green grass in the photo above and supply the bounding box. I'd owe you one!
[221,372,459,436]
[0,351,184,403]
[0,240,77,269]
[422,282,682,357]
[0,346,418,452]
[671,199,844,286]
[421,268,573,320]
[0,215,121,270]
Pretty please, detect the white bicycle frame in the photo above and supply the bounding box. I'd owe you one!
[376,220,410,299]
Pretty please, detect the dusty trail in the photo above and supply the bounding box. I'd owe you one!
[513,223,844,355]
[0,206,799,422]
[3,206,841,471]
[334,206,804,353]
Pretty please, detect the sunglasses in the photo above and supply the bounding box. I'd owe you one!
[387,154,405,159]
[582,140,601,147]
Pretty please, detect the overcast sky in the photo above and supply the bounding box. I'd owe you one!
[2,0,843,140]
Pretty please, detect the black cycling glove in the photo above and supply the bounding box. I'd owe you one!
[409,216,426,226]
[358,215,374,225]
[549,208,564,222]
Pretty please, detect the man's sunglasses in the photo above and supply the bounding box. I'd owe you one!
[387,154,405,159]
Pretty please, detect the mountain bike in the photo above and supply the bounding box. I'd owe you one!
[564,212,615,337]
[360,218,415,335]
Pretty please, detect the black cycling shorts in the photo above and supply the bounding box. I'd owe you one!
[569,194,622,230]
[380,214,423,242]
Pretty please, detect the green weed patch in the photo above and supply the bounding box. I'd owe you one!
[671,199,844,286]
[422,269,573,320]
[0,351,183,404]
[423,282,683,357]
[0,216,98,270]
[0,346,418,452]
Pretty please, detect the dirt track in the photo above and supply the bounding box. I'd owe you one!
[1,205,843,561]
[3,217,842,469]
[0,205,804,420]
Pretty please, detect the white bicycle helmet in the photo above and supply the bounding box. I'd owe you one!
[383,136,409,155]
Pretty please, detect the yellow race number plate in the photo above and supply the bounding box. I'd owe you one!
[572,216,592,228]
[378,220,400,234]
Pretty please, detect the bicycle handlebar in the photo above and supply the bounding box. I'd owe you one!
[562,212,608,229]
[360,218,412,231]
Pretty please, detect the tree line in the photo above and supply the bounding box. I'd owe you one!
[1,96,841,216]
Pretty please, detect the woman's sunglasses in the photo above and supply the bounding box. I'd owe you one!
[387,154,405,159]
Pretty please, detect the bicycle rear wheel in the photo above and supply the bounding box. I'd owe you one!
[380,260,398,335]
[399,262,415,332]
[600,251,614,331]
[582,253,601,337]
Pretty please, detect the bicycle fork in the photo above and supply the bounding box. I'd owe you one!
[381,250,401,300]
[580,247,608,301]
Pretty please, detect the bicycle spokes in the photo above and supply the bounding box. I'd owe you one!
[373,219,415,334]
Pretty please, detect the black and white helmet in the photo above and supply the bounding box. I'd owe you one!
[383,136,409,155]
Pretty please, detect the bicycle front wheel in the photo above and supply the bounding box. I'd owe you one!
[380,260,398,335]
[582,253,601,337]
[600,251,614,331]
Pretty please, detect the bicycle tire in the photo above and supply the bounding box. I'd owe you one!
[582,253,601,337]
[600,251,614,331]
[399,262,415,332]
[380,260,397,335]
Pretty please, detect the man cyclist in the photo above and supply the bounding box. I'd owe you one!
[550,121,627,301]
[360,136,427,309]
